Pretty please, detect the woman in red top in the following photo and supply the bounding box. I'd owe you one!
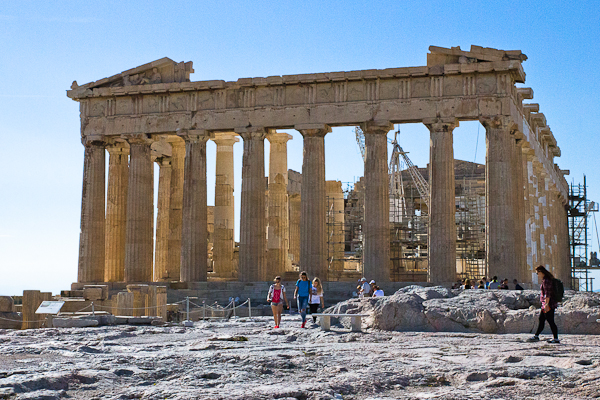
[527,265,560,343]
[267,276,289,329]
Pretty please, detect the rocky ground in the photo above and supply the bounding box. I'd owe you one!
[1,315,600,399]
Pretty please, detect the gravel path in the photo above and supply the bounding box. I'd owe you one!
[1,316,599,399]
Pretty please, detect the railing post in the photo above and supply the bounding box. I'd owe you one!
[248,298,251,319]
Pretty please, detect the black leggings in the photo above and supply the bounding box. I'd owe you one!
[535,308,558,339]
[309,304,319,322]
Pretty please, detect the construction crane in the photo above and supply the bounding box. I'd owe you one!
[355,126,430,209]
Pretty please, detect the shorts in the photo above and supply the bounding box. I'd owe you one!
[297,296,309,310]
[271,302,282,307]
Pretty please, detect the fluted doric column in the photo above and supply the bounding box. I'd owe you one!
[297,124,330,280]
[529,156,542,275]
[362,121,393,283]
[154,157,172,281]
[266,131,292,279]
[78,137,106,283]
[179,131,209,282]
[482,116,518,281]
[237,127,267,282]
[212,132,239,279]
[326,180,345,280]
[105,142,129,282]
[538,170,549,270]
[512,138,528,284]
[556,197,571,288]
[425,118,458,284]
[522,148,534,282]
[167,137,185,281]
[124,134,154,282]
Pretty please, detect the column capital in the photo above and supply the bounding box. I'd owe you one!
[423,118,459,132]
[295,124,331,137]
[266,131,293,144]
[235,126,267,141]
[213,131,240,146]
[122,133,153,145]
[81,135,106,147]
[177,129,211,143]
[360,120,393,135]
[479,116,517,132]
[106,142,130,156]
[155,157,172,168]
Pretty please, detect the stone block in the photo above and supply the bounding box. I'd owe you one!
[22,290,52,330]
[83,287,103,301]
[83,285,109,300]
[115,292,134,316]
[127,285,149,317]
[52,317,99,328]
[60,299,92,313]
[0,296,13,312]
[127,316,163,325]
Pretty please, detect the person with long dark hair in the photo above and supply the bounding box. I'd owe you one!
[527,265,560,343]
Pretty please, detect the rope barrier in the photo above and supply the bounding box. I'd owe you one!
[0,316,44,323]
[93,304,168,311]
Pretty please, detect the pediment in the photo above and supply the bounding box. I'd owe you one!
[70,58,194,92]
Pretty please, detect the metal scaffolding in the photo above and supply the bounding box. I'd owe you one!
[569,175,599,291]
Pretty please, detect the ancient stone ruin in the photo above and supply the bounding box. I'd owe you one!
[2,45,573,329]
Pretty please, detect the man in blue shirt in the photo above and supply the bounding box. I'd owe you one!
[294,271,312,328]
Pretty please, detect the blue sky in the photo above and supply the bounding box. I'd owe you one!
[1,1,599,295]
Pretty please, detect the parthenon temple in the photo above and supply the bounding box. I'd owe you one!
[67,45,571,290]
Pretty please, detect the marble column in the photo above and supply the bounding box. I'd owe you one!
[326,180,345,280]
[512,138,528,284]
[362,121,393,283]
[105,142,129,282]
[530,158,542,273]
[179,131,209,282]
[481,116,517,282]
[556,198,571,287]
[237,128,267,282]
[288,194,301,267]
[212,132,239,279]
[154,157,172,281]
[297,124,330,280]
[167,137,185,281]
[78,137,106,283]
[124,134,154,283]
[425,119,458,284]
[538,172,549,269]
[266,131,293,279]
[522,149,535,282]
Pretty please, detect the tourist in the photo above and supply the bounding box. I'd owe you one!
[309,277,325,323]
[477,280,485,289]
[461,279,472,289]
[482,277,490,289]
[372,286,384,297]
[293,271,312,328]
[488,276,500,289]
[499,278,510,290]
[266,276,289,329]
[527,265,560,344]
[359,278,371,298]
[514,279,524,290]
[369,280,376,296]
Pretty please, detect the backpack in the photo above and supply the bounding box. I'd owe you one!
[552,278,564,303]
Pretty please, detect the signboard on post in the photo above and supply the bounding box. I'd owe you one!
[35,301,65,315]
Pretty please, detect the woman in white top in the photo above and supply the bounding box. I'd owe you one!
[309,277,325,323]
[372,285,384,297]
[267,276,289,328]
